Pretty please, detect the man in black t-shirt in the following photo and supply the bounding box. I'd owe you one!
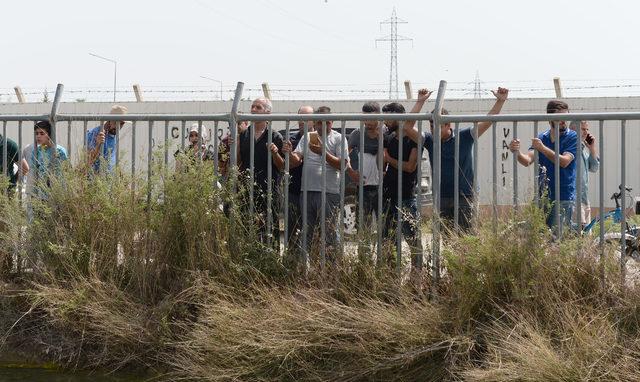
[380,94,428,269]
[283,105,314,270]
[238,98,285,248]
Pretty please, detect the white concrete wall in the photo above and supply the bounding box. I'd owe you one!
[1,96,639,208]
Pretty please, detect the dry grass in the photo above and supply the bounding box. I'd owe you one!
[1,163,640,381]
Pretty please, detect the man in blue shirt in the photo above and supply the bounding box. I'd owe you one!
[509,100,578,229]
[87,105,129,173]
[403,87,509,232]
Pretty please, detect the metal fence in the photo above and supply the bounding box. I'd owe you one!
[1,81,640,286]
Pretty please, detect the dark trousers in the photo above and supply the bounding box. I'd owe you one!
[284,190,302,270]
[254,189,280,250]
[382,196,423,268]
[440,195,475,232]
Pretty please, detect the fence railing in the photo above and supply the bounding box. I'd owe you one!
[1,81,639,287]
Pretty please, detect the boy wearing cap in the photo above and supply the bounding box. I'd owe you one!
[174,123,215,172]
[87,105,128,173]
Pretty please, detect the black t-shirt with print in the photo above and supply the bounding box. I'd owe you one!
[383,131,419,201]
[238,126,284,192]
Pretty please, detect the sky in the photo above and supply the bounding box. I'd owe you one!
[2,0,640,101]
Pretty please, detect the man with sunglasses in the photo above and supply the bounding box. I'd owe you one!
[87,105,129,173]
[403,87,509,232]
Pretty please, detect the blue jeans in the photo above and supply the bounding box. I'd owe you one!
[546,200,574,231]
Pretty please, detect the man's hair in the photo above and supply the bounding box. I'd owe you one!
[382,102,406,114]
[315,106,331,114]
[34,120,52,136]
[297,105,314,114]
[546,100,569,114]
[362,101,381,113]
[253,97,273,113]
[429,108,450,116]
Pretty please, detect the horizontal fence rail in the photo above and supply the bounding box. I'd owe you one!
[1,81,639,288]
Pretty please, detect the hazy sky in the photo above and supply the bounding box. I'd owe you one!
[2,0,639,101]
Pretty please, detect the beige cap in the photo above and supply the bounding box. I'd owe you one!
[109,105,130,124]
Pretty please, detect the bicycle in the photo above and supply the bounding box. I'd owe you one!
[582,185,640,260]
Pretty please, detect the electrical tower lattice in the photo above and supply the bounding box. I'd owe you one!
[376,8,412,100]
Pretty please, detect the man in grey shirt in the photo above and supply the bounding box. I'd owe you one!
[284,106,349,259]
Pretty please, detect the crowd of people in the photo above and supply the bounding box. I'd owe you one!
[0,90,601,270]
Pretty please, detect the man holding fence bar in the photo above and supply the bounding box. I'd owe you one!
[285,106,349,261]
[380,90,430,268]
[238,98,285,248]
[87,105,129,173]
[282,105,314,270]
[403,87,509,231]
[347,102,385,260]
[509,100,578,229]
[570,121,599,227]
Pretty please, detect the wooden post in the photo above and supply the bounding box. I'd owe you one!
[14,86,25,103]
[404,80,413,100]
[553,77,563,98]
[133,84,144,102]
[261,82,272,100]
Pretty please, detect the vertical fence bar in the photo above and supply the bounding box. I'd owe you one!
[2,121,7,182]
[249,121,255,216]
[83,120,88,153]
[512,121,518,210]
[358,120,364,239]
[533,121,540,205]
[554,121,561,238]
[339,121,346,260]
[67,121,72,163]
[492,122,498,234]
[302,119,309,269]
[131,121,137,175]
[415,120,424,269]
[17,121,23,202]
[598,120,605,265]
[147,121,153,203]
[164,121,170,167]
[48,84,63,147]
[266,120,273,248]
[213,121,219,176]
[377,119,384,265]
[575,120,583,230]
[115,119,120,169]
[283,120,291,250]
[473,121,478,225]
[454,122,460,231]
[181,121,186,151]
[97,120,104,172]
[320,121,327,270]
[229,82,244,192]
[431,80,447,290]
[197,121,203,162]
[396,124,404,274]
[620,120,627,281]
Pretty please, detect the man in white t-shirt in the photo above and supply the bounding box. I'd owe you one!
[346,102,385,260]
[284,106,349,258]
[347,102,385,226]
